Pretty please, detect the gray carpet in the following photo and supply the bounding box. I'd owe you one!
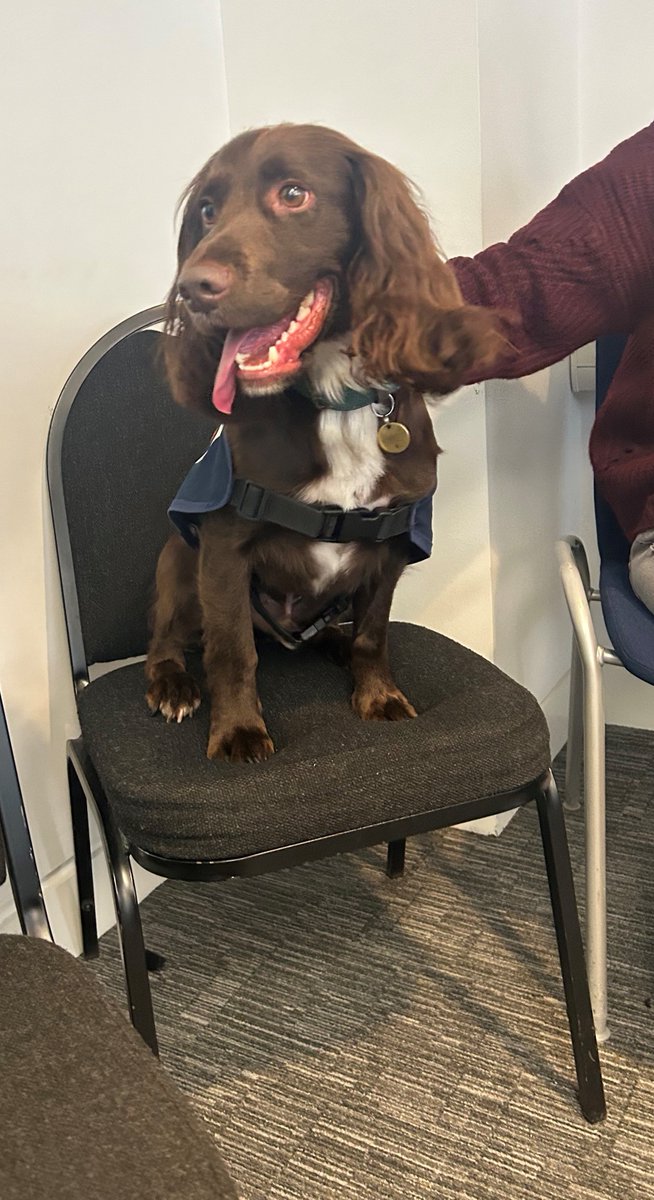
[91,726,653,1200]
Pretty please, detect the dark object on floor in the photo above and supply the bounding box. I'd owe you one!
[145,947,167,972]
[47,310,605,1123]
[0,692,238,1200]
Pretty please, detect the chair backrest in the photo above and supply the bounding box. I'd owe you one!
[47,308,213,678]
[0,693,52,940]
[594,334,629,564]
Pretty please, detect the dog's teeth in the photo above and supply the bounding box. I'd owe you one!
[280,331,289,343]
[268,346,279,363]
[235,353,246,364]
[304,290,315,307]
[288,320,299,333]
[296,305,310,321]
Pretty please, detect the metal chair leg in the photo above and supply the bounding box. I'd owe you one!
[386,838,406,878]
[556,537,610,1043]
[564,638,584,812]
[581,640,609,1043]
[105,818,160,1055]
[68,744,159,1056]
[536,775,606,1124]
[68,756,99,959]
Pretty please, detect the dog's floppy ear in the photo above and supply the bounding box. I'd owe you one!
[163,177,222,416]
[346,150,501,393]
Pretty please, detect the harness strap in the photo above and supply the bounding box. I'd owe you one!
[230,478,414,543]
[250,579,350,652]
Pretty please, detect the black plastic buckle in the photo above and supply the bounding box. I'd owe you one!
[298,595,350,642]
[359,507,405,542]
[319,507,348,541]
[367,509,396,542]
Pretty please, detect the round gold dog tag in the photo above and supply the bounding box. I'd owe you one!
[377,421,411,454]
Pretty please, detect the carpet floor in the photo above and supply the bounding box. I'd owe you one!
[92,726,654,1200]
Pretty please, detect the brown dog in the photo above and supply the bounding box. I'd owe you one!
[145,124,499,763]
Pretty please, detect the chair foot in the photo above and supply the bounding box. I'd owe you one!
[386,839,406,878]
[536,776,606,1123]
[145,949,167,973]
[80,901,100,960]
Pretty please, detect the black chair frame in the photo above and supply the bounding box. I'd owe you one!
[0,697,52,943]
[46,308,606,1123]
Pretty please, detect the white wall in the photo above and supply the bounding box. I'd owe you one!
[475,0,588,750]
[0,1,229,948]
[580,0,654,162]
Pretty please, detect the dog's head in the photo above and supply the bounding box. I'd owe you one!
[166,124,501,414]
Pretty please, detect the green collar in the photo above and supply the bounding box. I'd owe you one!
[293,377,377,411]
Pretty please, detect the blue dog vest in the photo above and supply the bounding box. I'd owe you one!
[168,426,434,562]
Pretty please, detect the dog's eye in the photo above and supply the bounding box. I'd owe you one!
[278,183,312,209]
[200,199,217,224]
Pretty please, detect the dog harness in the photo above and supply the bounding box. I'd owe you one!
[168,426,434,562]
[168,424,433,648]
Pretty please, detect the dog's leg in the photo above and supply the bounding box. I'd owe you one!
[199,516,274,764]
[350,559,416,722]
[145,535,202,721]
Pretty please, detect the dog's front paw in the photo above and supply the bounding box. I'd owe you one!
[352,685,417,722]
[146,670,201,723]
[207,725,275,764]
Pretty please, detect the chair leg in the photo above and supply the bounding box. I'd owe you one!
[68,757,99,959]
[536,776,606,1124]
[581,639,609,1043]
[555,536,609,1042]
[564,638,584,812]
[108,835,160,1056]
[68,748,159,1056]
[386,838,406,878]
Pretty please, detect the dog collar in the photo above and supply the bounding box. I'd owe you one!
[293,378,375,410]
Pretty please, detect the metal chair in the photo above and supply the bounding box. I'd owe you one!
[0,691,238,1199]
[556,333,654,1044]
[46,305,606,1122]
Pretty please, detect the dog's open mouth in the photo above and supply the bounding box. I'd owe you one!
[212,278,334,413]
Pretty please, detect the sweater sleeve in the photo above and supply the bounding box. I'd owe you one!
[449,123,654,383]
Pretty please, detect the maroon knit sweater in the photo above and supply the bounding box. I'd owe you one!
[450,122,654,543]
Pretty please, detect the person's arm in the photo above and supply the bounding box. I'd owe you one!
[449,123,654,382]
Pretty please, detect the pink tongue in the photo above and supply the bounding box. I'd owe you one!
[211,330,249,414]
[211,316,294,413]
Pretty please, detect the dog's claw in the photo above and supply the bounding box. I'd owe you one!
[146,672,201,724]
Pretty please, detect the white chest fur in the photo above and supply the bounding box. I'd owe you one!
[298,406,385,593]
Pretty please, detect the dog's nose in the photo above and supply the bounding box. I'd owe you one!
[178,263,233,310]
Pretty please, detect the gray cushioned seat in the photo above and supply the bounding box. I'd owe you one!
[0,934,237,1199]
[77,623,550,862]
